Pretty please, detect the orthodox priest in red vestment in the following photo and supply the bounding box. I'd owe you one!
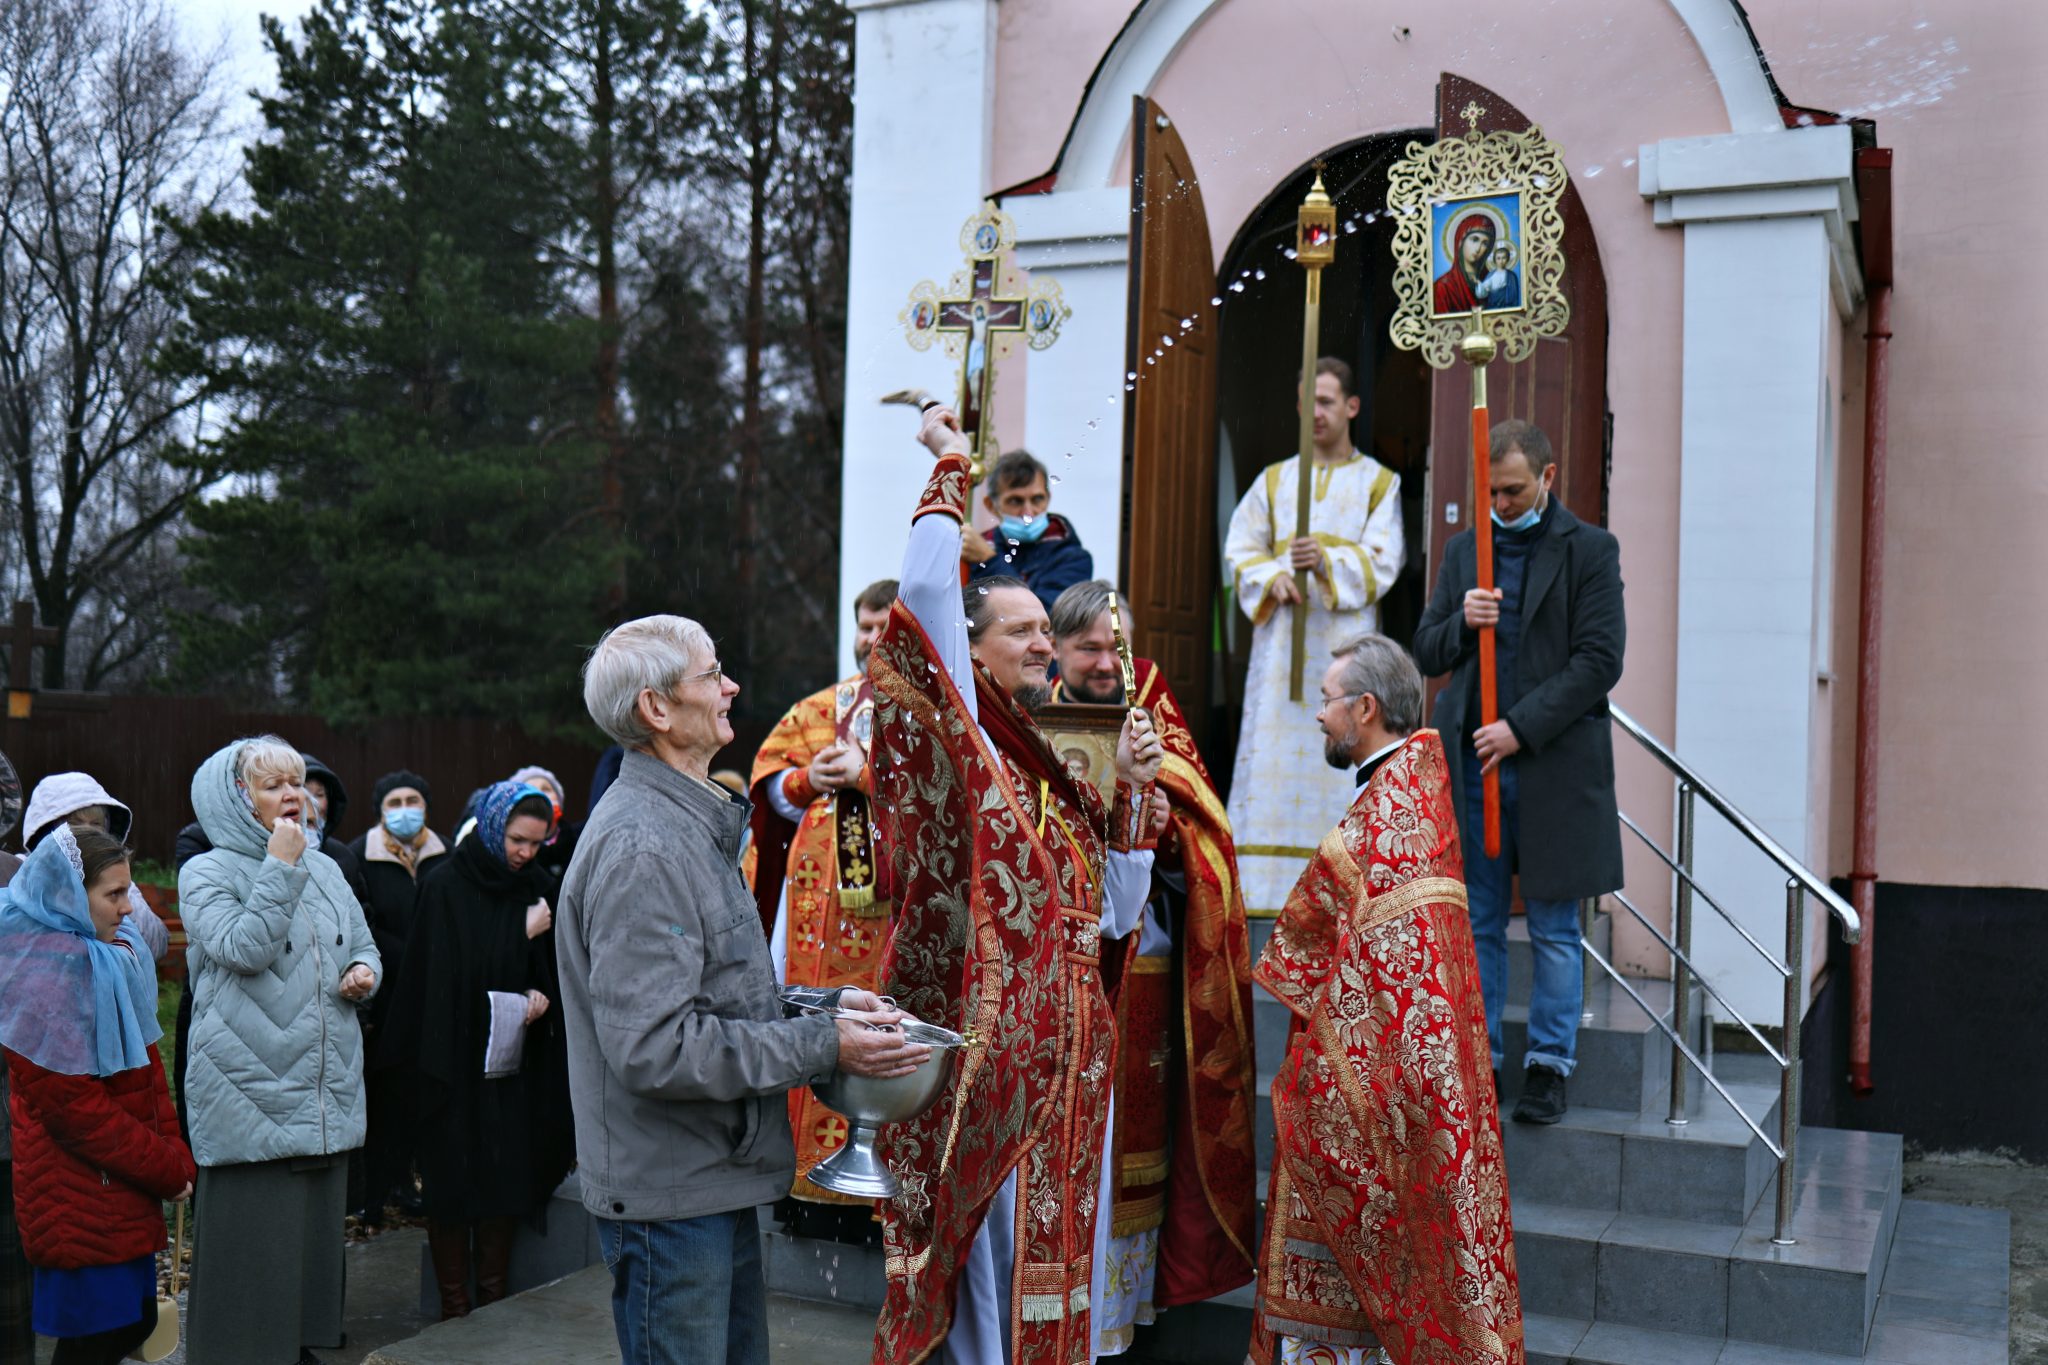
[1250,634,1524,1365]
[1047,581,1259,1348]
[743,581,900,1205]
[867,407,1163,1365]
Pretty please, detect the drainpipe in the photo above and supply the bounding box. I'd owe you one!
[1849,147,1893,1097]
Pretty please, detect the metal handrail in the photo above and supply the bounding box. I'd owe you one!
[1595,709,1864,1245]
[1618,812,1790,977]
[1612,706,1862,943]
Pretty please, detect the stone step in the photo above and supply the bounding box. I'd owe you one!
[763,1226,888,1310]
[1499,1080,1784,1223]
[1512,1128,1907,1356]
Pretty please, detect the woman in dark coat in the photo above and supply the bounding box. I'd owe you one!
[376,782,573,1319]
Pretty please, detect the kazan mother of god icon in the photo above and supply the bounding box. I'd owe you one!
[1431,192,1523,317]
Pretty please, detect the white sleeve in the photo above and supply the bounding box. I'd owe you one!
[1101,848,1154,940]
[1223,472,1286,625]
[899,512,977,723]
[767,770,808,824]
[1320,471,1406,611]
[127,886,169,962]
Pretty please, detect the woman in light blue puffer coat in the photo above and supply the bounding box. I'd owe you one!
[178,736,380,1365]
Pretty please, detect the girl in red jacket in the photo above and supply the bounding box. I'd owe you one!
[0,825,194,1364]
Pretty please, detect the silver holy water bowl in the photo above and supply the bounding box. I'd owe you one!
[806,1018,968,1199]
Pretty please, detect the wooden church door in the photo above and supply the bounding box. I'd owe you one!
[1425,74,1611,580]
[1121,96,1219,727]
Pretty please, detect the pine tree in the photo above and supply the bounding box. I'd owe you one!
[168,0,614,729]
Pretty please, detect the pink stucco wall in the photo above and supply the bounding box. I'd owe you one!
[1755,0,2048,890]
[987,0,2044,896]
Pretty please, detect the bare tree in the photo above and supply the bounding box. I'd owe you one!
[0,0,227,688]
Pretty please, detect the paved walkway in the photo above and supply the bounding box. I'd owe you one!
[362,1265,875,1364]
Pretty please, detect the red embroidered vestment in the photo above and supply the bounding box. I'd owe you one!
[867,452,1132,1365]
[1250,730,1525,1365]
[744,677,890,1204]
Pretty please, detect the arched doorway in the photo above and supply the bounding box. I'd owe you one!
[1212,131,1439,757]
[1120,77,1610,794]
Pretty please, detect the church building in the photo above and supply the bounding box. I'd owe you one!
[832,0,2042,1172]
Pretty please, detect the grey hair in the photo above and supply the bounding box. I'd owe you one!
[963,575,1032,643]
[582,614,715,749]
[1331,634,1423,737]
[1048,579,1134,644]
[235,735,307,787]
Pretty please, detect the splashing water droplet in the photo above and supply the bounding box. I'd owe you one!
[1049,474,1062,484]
[1532,174,1550,189]
[1126,371,1138,381]
[1163,336,1175,347]
[976,587,988,595]
[1145,355,1157,365]
[1254,268,1267,281]
[1210,296,1223,306]
[1283,247,1298,260]
[1582,164,1604,178]
[1086,418,1100,430]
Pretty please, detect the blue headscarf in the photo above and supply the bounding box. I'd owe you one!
[0,827,161,1077]
[473,781,551,870]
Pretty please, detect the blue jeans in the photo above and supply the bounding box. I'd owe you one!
[599,1207,768,1365]
[1462,750,1582,1077]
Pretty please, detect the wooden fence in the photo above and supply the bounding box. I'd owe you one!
[1,695,621,865]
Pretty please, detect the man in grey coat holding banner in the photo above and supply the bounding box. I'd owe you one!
[558,613,928,1365]
[1414,418,1626,1127]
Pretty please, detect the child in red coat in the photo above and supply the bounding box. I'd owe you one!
[0,825,193,1364]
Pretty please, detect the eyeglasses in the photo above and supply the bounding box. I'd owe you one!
[1316,691,1362,714]
[680,663,725,688]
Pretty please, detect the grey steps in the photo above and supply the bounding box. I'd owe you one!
[761,1227,887,1311]
[1500,1079,1783,1224]
[1513,1129,1907,1356]
[1526,1193,2008,1362]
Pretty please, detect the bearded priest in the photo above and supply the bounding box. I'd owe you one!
[1249,634,1524,1365]
[866,406,1165,1365]
[744,578,899,1213]
[1046,580,1259,1353]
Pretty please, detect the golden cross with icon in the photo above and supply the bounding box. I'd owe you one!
[899,201,1072,480]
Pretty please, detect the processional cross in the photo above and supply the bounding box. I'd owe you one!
[897,201,1071,482]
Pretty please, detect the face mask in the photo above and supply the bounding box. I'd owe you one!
[383,806,426,840]
[998,513,1049,544]
[1491,494,1546,532]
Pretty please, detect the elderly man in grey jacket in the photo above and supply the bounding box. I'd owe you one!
[559,614,927,1365]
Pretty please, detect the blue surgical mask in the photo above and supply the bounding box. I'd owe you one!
[383,806,426,840]
[1491,497,1545,532]
[998,513,1050,544]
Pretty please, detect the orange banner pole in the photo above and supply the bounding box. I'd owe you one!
[1463,310,1502,858]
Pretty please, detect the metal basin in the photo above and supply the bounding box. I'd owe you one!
[806,1035,964,1199]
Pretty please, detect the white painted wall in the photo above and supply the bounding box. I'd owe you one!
[1006,188,1132,590]
[836,0,1000,673]
[1645,125,1861,1022]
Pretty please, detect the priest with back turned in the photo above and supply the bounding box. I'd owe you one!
[866,406,1163,1365]
[1249,633,1524,1365]
[1046,580,1259,1352]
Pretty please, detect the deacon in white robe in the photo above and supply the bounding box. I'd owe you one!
[1222,407,1404,917]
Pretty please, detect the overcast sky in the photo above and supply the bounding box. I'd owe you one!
[181,0,316,132]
